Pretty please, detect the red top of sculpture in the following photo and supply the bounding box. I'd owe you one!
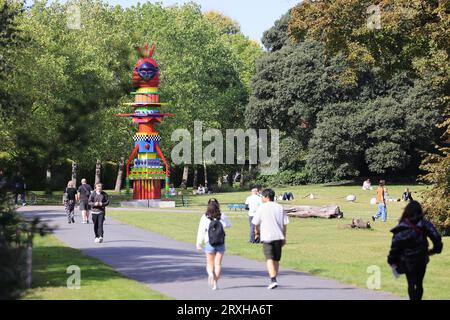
[132,43,160,88]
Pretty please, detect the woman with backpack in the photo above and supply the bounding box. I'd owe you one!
[388,200,443,300]
[196,200,231,290]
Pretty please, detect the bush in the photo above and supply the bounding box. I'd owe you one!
[251,169,310,187]
[0,187,52,299]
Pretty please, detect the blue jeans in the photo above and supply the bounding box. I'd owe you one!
[249,216,255,242]
[374,203,387,222]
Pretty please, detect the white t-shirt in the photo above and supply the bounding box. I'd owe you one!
[196,214,231,246]
[245,194,262,217]
[252,202,289,242]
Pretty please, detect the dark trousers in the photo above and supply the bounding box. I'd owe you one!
[14,191,26,204]
[92,213,105,238]
[248,216,255,242]
[405,264,427,300]
[283,192,294,201]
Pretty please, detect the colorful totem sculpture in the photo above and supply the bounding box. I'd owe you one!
[116,43,173,200]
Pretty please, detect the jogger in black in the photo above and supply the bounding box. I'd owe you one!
[92,213,105,239]
[88,183,109,243]
[388,201,443,300]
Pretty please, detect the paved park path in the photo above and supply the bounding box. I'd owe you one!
[19,205,400,300]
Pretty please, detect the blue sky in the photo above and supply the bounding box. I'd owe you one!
[98,0,298,42]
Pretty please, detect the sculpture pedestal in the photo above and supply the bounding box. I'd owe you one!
[120,199,176,208]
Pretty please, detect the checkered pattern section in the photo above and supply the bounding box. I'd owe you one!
[132,134,161,142]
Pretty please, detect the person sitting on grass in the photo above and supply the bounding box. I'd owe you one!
[362,179,372,191]
[169,184,176,196]
[282,192,294,201]
[197,184,206,195]
[402,188,414,202]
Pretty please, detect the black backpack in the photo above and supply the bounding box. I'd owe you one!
[208,218,225,246]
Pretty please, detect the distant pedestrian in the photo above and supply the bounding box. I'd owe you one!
[252,188,289,289]
[245,188,262,243]
[12,172,26,206]
[388,201,443,300]
[77,178,93,224]
[372,180,388,222]
[88,183,109,243]
[63,181,77,224]
[196,200,231,290]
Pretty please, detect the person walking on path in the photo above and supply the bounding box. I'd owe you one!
[63,181,77,224]
[372,180,388,222]
[77,178,93,224]
[252,188,289,290]
[12,172,26,206]
[88,183,109,243]
[245,188,262,243]
[196,200,231,290]
[388,200,443,300]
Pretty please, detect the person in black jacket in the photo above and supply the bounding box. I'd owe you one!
[88,183,109,243]
[388,201,443,300]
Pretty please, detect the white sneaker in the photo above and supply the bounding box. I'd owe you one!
[94,237,99,243]
[208,273,214,288]
[267,282,278,289]
[212,280,218,290]
[99,237,103,243]
[82,221,87,224]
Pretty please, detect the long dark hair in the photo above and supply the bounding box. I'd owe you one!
[206,201,221,220]
[401,200,424,223]
[208,198,219,205]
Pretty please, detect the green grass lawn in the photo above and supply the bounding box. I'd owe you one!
[22,235,171,300]
[108,183,450,300]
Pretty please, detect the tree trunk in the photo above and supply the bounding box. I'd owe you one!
[240,165,245,187]
[283,205,343,219]
[192,165,198,188]
[95,159,101,185]
[114,157,124,193]
[181,164,189,188]
[203,161,208,188]
[71,161,77,188]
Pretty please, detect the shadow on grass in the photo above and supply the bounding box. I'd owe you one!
[31,244,126,290]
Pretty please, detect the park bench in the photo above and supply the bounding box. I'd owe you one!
[226,203,246,211]
[168,194,190,207]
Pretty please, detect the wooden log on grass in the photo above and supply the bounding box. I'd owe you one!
[283,205,343,219]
